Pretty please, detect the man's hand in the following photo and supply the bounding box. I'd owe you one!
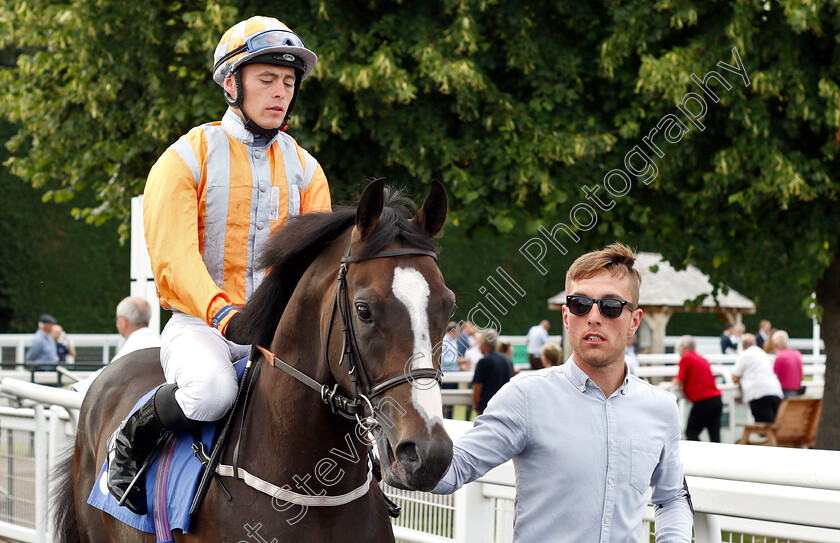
[222,312,250,345]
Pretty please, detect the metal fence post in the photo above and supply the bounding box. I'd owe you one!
[453,483,495,543]
[33,404,47,543]
[692,512,721,543]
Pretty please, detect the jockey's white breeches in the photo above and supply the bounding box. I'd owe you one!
[160,313,250,421]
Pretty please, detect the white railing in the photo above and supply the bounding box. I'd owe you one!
[0,334,123,365]
[386,420,840,543]
[1,380,838,543]
[0,380,80,543]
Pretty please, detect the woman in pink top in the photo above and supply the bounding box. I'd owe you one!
[771,330,804,397]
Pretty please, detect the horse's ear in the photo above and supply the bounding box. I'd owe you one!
[412,180,448,237]
[356,178,386,240]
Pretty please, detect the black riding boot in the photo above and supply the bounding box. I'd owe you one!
[106,383,197,515]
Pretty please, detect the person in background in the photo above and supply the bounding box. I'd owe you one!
[471,329,514,415]
[525,319,551,370]
[25,314,59,370]
[720,323,737,354]
[498,341,514,361]
[762,327,778,354]
[432,242,692,542]
[458,323,482,371]
[51,324,76,364]
[770,330,805,398]
[732,334,783,423]
[755,319,771,350]
[539,342,562,367]
[672,335,722,442]
[456,321,475,358]
[72,297,162,394]
[732,323,746,352]
[440,322,461,419]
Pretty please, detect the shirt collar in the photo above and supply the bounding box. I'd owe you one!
[563,356,632,395]
[222,109,278,147]
[222,109,253,145]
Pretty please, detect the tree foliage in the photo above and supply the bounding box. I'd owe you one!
[2,0,839,446]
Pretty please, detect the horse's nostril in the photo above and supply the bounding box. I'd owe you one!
[395,441,420,469]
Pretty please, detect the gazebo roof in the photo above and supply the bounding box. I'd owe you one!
[547,252,755,314]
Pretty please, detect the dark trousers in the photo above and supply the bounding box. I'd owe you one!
[686,395,723,442]
[749,395,782,423]
[528,354,543,370]
[441,382,457,419]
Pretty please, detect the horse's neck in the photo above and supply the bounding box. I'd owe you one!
[243,243,370,490]
[234,282,371,497]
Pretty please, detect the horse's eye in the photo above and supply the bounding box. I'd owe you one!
[449,303,458,319]
[356,303,372,321]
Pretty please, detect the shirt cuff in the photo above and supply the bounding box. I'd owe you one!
[211,305,238,332]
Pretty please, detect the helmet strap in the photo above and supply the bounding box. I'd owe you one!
[224,71,244,108]
[243,117,280,140]
[223,68,303,138]
[280,73,303,132]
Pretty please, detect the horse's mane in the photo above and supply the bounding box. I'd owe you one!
[238,186,439,347]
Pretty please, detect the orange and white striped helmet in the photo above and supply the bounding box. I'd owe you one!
[212,16,317,86]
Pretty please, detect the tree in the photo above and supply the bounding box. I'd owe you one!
[585,0,840,449]
[2,0,838,446]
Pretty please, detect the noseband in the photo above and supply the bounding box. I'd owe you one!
[257,236,443,426]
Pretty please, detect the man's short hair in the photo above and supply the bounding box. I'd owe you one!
[678,335,695,352]
[540,342,562,366]
[116,297,152,326]
[565,242,642,305]
[771,329,789,349]
[476,329,498,351]
[446,321,458,333]
[741,333,756,349]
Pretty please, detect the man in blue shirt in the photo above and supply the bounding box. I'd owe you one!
[433,243,692,542]
[25,314,59,371]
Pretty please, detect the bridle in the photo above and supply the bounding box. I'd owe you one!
[200,234,446,511]
[256,235,444,430]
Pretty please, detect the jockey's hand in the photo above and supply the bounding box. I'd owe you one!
[222,312,250,345]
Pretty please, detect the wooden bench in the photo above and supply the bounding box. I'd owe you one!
[738,397,822,448]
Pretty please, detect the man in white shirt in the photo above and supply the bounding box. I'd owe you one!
[732,333,783,423]
[72,297,161,394]
[525,319,551,370]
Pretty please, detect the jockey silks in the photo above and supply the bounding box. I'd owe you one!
[143,109,331,332]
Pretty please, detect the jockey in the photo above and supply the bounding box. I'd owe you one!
[107,16,332,514]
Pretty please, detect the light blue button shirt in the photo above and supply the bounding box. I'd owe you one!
[24,329,57,363]
[433,358,692,542]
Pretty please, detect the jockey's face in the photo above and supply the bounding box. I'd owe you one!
[225,63,296,130]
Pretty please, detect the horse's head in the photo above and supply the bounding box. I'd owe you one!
[326,179,454,491]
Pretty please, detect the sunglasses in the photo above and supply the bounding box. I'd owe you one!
[214,29,306,72]
[566,295,635,319]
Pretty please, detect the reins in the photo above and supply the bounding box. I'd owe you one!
[191,235,444,515]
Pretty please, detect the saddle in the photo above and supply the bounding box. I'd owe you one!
[87,359,248,542]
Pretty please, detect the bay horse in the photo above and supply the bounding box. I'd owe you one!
[55,179,455,542]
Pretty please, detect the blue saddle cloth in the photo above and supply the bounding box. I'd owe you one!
[87,358,248,542]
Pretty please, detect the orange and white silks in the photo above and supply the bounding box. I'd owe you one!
[143,110,331,332]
